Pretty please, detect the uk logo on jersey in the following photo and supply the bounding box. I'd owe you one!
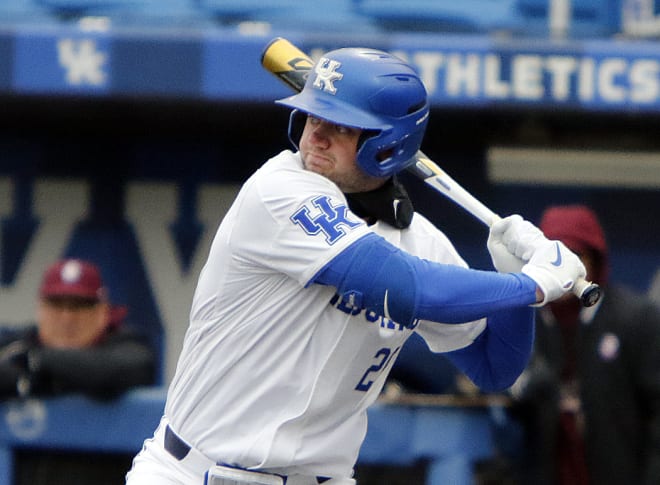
[291,195,361,245]
[313,57,343,94]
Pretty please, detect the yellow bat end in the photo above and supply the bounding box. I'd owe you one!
[261,37,314,92]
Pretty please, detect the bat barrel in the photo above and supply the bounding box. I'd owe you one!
[261,37,312,93]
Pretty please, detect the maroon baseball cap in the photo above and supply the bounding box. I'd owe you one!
[539,205,609,285]
[39,259,105,301]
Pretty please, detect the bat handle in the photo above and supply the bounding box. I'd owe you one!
[574,278,603,307]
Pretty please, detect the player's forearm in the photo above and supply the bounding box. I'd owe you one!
[315,233,538,327]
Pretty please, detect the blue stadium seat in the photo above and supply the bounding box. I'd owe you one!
[33,0,213,27]
[37,0,141,9]
[353,0,524,34]
[194,0,288,23]
[515,0,622,37]
[0,0,57,24]
[196,0,380,33]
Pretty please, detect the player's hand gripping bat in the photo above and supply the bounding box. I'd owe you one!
[261,37,603,307]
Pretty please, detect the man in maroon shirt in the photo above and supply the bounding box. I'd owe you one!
[0,258,154,400]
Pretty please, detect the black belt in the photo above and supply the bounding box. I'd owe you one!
[164,425,330,484]
[164,424,192,460]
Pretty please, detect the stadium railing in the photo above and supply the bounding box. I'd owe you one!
[0,389,518,485]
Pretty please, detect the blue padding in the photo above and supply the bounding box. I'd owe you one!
[412,407,495,458]
[0,390,507,485]
[426,456,473,485]
[314,233,537,327]
[360,404,417,465]
[0,387,165,451]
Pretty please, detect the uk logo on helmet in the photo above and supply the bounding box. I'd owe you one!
[313,58,343,94]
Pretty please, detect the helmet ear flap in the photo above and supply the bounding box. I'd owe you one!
[356,114,427,177]
[287,110,307,150]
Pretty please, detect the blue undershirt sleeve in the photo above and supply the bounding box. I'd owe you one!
[314,233,537,391]
[443,306,535,391]
[313,232,537,327]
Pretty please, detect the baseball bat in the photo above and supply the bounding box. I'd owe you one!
[261,37,602,308]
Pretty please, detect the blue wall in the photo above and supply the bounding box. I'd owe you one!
[2,108,658,384]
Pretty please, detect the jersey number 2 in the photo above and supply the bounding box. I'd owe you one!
[355,347,400,392]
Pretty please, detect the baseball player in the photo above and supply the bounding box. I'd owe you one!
[126,48,585,485]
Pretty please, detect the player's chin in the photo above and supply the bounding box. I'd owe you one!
[303,154,334,175]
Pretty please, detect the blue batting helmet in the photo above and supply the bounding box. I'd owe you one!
[276,48,430,178]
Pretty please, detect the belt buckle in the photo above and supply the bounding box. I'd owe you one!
[205,465,285,485]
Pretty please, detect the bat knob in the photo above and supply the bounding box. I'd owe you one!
[579,283,603,307]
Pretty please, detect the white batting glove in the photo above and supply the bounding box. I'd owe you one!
[521,240,587,305]
[499,214,548,260]
[487,215,545,273]
[487,233,525,273]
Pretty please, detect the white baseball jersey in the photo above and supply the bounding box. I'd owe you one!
[164,149,486,479]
